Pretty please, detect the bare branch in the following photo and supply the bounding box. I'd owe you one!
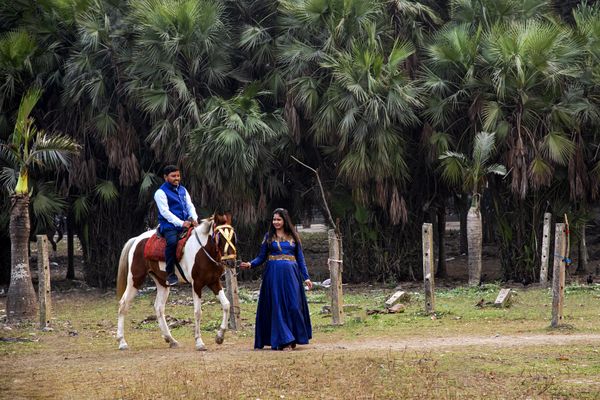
[291,156,338,233]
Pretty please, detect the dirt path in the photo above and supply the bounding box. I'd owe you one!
[310,333,600,352]
[96,332,600,357]
[3,332,600,399]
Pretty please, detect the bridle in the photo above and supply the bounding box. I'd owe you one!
[193,222,237,267]
[214,224,237,261]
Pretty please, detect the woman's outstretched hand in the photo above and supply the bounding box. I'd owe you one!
[239,261,251,270]
[304,279,313,290]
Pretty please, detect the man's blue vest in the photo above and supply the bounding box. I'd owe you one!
[158,182,190,231]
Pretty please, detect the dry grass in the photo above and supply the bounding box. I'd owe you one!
[1,283,600,399]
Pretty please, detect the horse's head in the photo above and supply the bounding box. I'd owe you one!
[212,212,237,267]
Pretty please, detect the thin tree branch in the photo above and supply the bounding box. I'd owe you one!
[291,156,338,233]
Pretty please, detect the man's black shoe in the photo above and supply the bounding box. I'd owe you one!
[166,273,178,286]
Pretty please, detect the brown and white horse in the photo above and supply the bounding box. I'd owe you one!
[115,213,237,351]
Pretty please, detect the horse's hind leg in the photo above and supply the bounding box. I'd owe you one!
[192,289,207,351]
[152,278,178,348]
[117,285,138,350]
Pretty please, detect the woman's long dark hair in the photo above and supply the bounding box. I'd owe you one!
[267,208,301,245]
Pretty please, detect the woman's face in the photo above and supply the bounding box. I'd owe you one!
[272,213,284,230]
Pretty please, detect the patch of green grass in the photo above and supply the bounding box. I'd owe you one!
[1,283,600,399]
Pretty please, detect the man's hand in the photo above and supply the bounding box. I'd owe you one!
[192,220,199,227]
[182,221,191,229]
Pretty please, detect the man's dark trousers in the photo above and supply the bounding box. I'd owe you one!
[162,228,180,275]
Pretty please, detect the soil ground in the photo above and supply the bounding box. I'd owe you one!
[1,222,600,399]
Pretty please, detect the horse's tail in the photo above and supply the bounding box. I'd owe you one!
[116,237,136,300]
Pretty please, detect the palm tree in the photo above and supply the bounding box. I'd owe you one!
[188,84,287,223]
[0,88,78,321]
[315,40,422,223]
[569,2,600,274]
[125,0,234,162]
[423,1,590,281]
[439,131,506,285]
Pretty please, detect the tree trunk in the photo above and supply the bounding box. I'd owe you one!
[7,194,38,321]
[0,231,11,285]
[577,223,589,275]
[467,195,482,286]
[66,212,75,280]
[436,203,447,278]
[455,194,468,255]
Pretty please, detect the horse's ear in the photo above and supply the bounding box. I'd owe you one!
[224,211,232,224]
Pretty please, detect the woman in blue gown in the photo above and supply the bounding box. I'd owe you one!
[240,208,313,350]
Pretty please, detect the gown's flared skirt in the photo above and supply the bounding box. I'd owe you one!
[254,260,312,349]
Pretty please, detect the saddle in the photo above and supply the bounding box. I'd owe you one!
[143,227,194,262]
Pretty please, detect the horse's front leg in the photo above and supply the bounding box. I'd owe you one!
[192,288,207,351]
[215,288,231,345]
[153,280,178,348]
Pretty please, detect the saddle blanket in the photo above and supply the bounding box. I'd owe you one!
[143,228,193,262]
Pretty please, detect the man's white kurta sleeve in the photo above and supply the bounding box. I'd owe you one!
[185,189,198,221]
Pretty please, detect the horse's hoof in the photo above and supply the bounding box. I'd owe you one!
[215,335,224,345]
[118,343,129,351]
[169,341,179,349]
[196,345,208,351]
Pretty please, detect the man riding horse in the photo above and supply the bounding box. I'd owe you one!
[154,164,198,286]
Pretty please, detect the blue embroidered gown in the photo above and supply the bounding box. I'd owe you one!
[250,235,312,350]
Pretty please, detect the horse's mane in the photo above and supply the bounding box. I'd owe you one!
[194,216,214,246]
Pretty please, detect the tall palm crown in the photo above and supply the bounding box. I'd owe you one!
[279,0,421,224]
[439,131,507,198]
[125,0,234,162]
[189,85,287,223]
[1,88,79,194]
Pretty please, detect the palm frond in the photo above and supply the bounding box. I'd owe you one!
[439,151,467,186]
[138,171,161,200]
[29,134,80,170]
[540,131,575,166]
[472,131,496,165]
[0,166,17,192]
[94,180,119,203]
[486,163,507,176]
[528,156,553,189]
[31,182,67,230]
[388,41,415,70]
[14,87,42,140]
[73,194,91,223]
[0,143,20,167]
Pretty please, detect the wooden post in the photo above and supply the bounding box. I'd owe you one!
[328,229,344,325]
[540,213,551,286]
[422,223,435,314]
[551,223,566,328]
[225,268,241,330]
[37,235,51,330]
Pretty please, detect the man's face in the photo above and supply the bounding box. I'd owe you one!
[164,170,181,186]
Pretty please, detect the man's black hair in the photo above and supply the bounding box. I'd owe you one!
[163,165,179,176]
